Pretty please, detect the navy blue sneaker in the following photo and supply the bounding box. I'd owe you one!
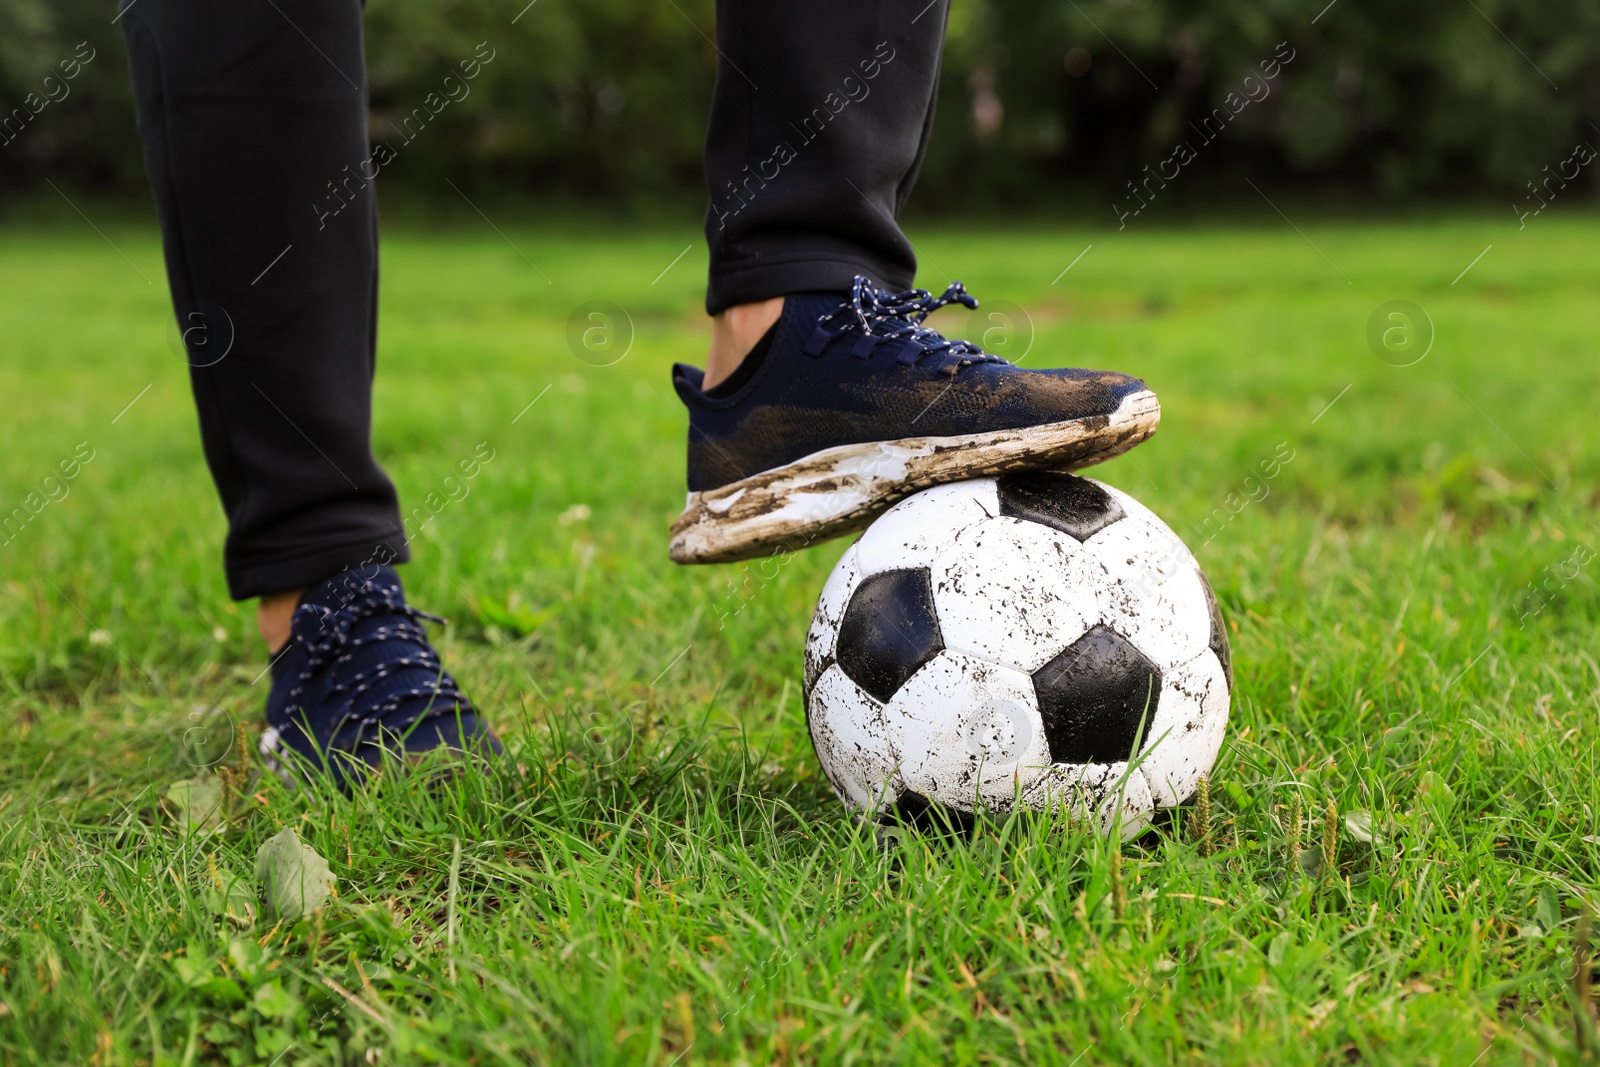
[669,276,1159,563]
[259,566,500,787]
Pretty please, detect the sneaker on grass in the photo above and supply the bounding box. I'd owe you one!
[259,566,500,788]
[669,275,1160,564]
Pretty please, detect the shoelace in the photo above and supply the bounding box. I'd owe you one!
[804,275,1010,375]
[285,585,472,744]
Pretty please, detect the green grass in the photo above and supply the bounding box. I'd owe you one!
[1,212,1598,1065]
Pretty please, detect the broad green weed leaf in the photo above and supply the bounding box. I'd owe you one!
[1296,847,1322,877]
[1343,810,1395,848]
[1344,810,1375,843]
[175,948,247,1006]
[474,591,553,638]
[252,979,297,1019]
[1413,772,1457,841]
[172,954,210,986]
[195,977,248,1007]
[1537,884,1562,931]
[1416,771,1455,812]
[201,1021,241,1045]
[221,879,256,928]
[254,827,336,922]
[206,855,257,928]
[166,772,225,833]
[227,936,265,979]
[208,874,257,929]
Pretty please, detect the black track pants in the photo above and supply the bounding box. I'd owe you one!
[702,0,949,312]
[119,0,949,599]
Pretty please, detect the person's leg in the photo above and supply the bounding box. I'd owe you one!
[120,0,405,609]
[701,0,946,386]
[671,0,1161,565]
[703,0,942,318]
[120,0,497,779]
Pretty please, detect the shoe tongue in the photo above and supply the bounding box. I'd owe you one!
[786,290,852,323]
[298,565,406,614]
[777,291,856,358]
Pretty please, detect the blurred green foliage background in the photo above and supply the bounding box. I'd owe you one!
[2,0,1597,215]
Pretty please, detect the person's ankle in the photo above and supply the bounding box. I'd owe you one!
[258,587,307,654]
[705,296,784,390]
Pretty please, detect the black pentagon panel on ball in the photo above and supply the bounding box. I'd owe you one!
[996,471,1126,541]
[885,790,976,837]
[835,567,944,703]
[1196,567,1233,689]
[1031,625,1162,765]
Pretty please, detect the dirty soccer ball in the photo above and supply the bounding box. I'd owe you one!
[803,472,1232,838]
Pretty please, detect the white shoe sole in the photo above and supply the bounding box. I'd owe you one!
[669,388,1160,564]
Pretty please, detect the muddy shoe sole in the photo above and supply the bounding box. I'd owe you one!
[669,388,1160,564]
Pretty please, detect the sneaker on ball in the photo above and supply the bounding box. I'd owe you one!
[669,275,1159,564]
[259,566,500,787]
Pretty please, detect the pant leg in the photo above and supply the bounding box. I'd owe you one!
[120,0,407,600]
[703,0,950,314]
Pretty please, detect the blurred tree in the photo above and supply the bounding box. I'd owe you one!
[917,0,1600,212]
[0,0,145,200]
[2,0,1596,214]
[360,0,714,207]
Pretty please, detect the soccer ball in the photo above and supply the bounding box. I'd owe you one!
[803,472,1231,839]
